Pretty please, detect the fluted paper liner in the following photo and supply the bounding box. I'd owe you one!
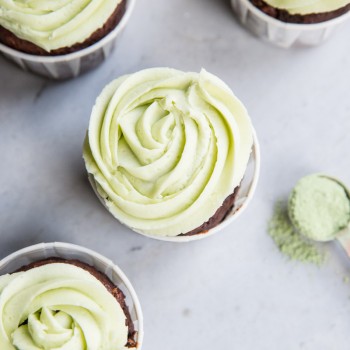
[231,0,350,48]
[0,242,144,349]
[0,0,136,79]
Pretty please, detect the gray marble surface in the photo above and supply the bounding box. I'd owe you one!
[1,0,350,349]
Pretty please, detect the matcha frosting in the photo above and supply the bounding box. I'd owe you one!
[83,68,253,237]
[0,263,129,350]
[262,0,350,15]
[0,0,122,51]
[288,174,350,242]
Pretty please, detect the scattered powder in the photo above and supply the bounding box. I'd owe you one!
[268,202,325,265]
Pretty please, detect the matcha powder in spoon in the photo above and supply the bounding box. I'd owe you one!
[269,174,350,265]
[288,174,350,242]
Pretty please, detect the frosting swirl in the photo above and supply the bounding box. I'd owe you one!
[262,0,350,15]
[0,263,129,349]
[84,68,253,237]
[0,0,122,51]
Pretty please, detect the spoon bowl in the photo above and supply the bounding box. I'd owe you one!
[288,174,350,256]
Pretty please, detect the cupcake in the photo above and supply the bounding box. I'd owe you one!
[231,0,350,47]
[0,242,143,349]
[83,67,259,241]
[251,0,350,24]
[0,0,135,79]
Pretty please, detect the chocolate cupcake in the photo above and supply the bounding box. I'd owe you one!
[0,242,143,349]
[0,0,135,79]
[0,0,126,55]
[250,0,350,24]
[231,0,350,47]
[83,68,259,241]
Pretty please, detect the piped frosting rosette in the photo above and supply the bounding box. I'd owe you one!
[0,263,129,349]
[261,0,350,15]
[0,0,122,51]
[83,68,254,237]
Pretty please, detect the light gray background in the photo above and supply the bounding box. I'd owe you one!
[1,0,350,349]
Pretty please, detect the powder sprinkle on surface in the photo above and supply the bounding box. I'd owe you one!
[268,202,325,265]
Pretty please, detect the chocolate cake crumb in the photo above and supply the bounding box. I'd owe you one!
[180,186,240,236]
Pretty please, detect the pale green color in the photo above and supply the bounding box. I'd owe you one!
[288,175,350,242]
[269,203,325,265]
[0,0,121,51]
[0,263,129,350]
[263,0,349,15]
[83,68,254,237]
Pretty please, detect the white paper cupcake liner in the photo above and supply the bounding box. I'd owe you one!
[0,242,144,349]
[88,129,260,242]
[0,0,136,80]
[231,0,350,48]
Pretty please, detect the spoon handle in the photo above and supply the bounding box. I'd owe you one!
[336,227,350,257]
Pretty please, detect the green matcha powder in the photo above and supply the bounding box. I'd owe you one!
[268,202,325,265]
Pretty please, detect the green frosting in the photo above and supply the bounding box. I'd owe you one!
[269,202,325,265]
[0,263,129,350]
[83,68,253,237]
[288,175,350,242]
[263,0,350,15]
[0,0,122,51]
